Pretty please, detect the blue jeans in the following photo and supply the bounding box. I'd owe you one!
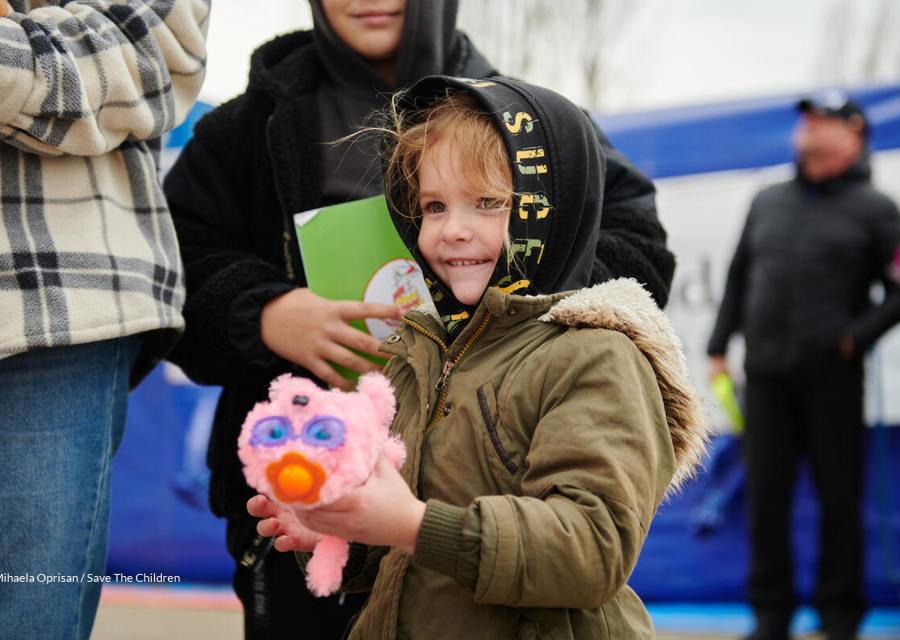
[0,336,141,640]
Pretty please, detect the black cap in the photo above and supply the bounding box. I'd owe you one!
[797,90,868,135]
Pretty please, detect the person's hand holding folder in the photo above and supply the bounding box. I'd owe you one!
[261,287,402,391]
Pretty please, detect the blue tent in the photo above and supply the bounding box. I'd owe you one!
[596,82,900,178]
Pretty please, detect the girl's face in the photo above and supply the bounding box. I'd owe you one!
[416,137,510,306]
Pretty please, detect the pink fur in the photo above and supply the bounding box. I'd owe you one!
[305,535,350,597]
[383,435,407,469]
[357,372,397,426]
[238,373,404,597]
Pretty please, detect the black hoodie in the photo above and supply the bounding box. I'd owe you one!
[309,0,467,201]
[386,76,605,336]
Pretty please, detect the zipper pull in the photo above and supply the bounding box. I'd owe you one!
[435,360,454,391]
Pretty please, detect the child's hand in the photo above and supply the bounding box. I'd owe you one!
[0,1,12,17]
[298,456,426,555]
[246,494,320,553]
[260,288,402,391]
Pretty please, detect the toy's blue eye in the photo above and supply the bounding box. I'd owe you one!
[250,416,293,447]
[300,416,346,449]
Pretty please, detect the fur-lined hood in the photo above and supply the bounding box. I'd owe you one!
[539,278,711,492]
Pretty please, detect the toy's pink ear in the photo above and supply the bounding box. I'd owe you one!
[357,373,397,428]
[268,373,294,401]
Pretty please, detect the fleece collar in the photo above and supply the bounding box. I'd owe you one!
[539,278,710,493]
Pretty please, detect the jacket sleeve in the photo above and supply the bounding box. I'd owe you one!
[163,128,295,387]
[846,197,900,352]
[707,203,757,355]
[589,120,676,308]
[413,330,675,609]
[0,0,208,156]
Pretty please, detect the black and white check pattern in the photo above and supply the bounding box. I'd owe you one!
[0,0,208,359]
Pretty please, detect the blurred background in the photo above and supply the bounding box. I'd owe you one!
[199,0,900,111]
[93,1,900,638]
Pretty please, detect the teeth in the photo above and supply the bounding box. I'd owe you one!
[448,259,485,266]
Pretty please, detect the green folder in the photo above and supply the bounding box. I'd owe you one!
[294,195,432,381]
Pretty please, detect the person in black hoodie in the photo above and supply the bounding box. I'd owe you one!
[707,94,900,640]
[164,1,675,636]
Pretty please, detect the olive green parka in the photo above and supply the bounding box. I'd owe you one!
[337,279,708,639]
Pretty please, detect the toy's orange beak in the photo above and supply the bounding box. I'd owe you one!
[267,452,326,504]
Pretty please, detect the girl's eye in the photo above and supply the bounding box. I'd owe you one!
[478,197,509,211]
[250,416,293,447]
[422,201,446,215]
[300,416,346,449]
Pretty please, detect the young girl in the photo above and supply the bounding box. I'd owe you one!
[248,75,708,638]
[165,2,671,634]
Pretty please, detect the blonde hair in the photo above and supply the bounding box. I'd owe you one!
[382,91,514,224]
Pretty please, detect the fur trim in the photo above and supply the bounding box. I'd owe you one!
[540,278,711,494]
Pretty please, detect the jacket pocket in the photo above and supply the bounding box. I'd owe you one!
[477,383,519,474]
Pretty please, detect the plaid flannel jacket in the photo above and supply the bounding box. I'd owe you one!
[0,0,208,370]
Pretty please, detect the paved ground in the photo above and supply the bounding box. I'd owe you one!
[92,611,849,640]
[90,604,843,640]
[90,587,895,640]
[94,606,758,640]
[93,605,242,640]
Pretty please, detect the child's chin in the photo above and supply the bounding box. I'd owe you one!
[451,285,487,307]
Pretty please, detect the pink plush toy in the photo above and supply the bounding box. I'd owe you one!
[238,372,406,596]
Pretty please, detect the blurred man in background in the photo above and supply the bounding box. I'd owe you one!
[707,93,900,640]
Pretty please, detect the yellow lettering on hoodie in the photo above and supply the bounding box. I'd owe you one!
[515,147,548,175]
[503,111,534,134]
[518,193,551,220]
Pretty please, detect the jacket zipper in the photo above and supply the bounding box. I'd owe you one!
[402,313,492,433]
[265,114,296,282]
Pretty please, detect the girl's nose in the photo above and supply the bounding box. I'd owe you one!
[440,208,473,242]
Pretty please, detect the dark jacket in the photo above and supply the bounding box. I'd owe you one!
[708,156,900,377]
[164,30,675,519]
